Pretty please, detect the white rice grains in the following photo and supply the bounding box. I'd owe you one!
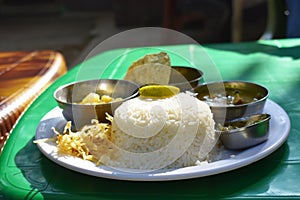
[98,92,219,171]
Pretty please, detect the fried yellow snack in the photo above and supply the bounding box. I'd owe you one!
[52,119,113,164]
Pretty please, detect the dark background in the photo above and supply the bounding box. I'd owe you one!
[0,0,268,68]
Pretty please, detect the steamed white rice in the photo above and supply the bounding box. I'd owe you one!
[98,92,218,170]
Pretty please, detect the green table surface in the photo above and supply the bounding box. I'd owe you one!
[1,39,300,199]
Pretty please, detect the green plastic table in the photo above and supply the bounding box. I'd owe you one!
[1,39,299,199]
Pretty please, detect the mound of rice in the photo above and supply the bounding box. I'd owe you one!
[98,92,218,170]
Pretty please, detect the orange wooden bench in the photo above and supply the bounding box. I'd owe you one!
[0,50,67,151]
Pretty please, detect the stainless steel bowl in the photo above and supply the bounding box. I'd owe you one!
[54,79,139,129]
[195,81,269,124]
[218,114,271,149]
[169,66,203,91]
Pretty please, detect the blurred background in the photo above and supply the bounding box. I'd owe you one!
[0,0,283,68]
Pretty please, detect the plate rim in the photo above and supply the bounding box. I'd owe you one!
[35,99,290,181]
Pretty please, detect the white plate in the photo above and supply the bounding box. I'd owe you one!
[35,99,290,181]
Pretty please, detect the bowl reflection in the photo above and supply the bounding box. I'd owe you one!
[169,66,203,91]
[218,114,271,149]
[195,81,269,124]
[54,79,139,129]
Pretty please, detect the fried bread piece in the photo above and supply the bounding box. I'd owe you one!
[124,52,171,85]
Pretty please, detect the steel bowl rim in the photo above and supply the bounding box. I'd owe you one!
[172,66,203,80]
[172,66,204,77]
[196,80,269,108]
[217,113,271,135]
[53,79,140,107]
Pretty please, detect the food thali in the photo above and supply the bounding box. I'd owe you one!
[35,51,291,181]
[35,99,290,181]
